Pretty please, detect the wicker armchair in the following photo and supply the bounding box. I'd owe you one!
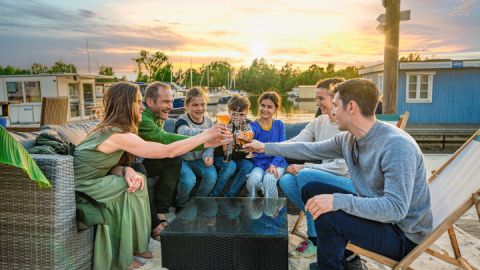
[0,154,94,270]
[40,97,69,126]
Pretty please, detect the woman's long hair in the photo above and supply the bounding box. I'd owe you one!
[90,82,141,166]
[92,82,141,134]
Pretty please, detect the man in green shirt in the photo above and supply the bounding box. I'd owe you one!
[139,82,196,240]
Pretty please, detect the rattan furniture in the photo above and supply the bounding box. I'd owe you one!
[0,155,94,270]
[40,97,69,126]
[1,121,99,270]
[161,197,288,270]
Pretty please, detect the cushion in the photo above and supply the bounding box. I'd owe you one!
[9,130,42,150]
[41,120,99,146]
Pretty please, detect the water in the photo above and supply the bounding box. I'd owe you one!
[207,95,316,124]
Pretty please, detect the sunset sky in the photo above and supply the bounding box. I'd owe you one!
[1,0,479,79]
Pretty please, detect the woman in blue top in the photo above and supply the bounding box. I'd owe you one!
[246,91,287,198]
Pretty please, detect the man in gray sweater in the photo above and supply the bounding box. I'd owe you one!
[244,79,432,270]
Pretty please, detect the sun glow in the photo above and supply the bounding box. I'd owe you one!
[249,42,268,59]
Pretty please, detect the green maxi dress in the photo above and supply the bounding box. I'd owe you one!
[74,128,151,270]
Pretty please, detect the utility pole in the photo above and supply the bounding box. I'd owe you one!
[383,0,400,114]
[86,39,91,74]
[377,0,410,113]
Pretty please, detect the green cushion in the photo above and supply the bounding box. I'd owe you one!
[0,126,50,188]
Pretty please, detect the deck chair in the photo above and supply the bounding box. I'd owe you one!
[291,111,411,238]
[40,97,69,126]
[346,129,480,269]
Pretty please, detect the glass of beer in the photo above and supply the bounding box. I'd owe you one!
[243,124,256,158]
[216,112,230,125]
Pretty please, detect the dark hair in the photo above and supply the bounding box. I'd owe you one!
[228,94,250,112]
[185,87,208,105]
[258,91,281,109]
[145,81,171,103]
[316,77,345,96]
[333,78,379,117]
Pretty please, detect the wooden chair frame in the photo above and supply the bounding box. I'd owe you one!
[290,111,410,239]
[346,129,480,270]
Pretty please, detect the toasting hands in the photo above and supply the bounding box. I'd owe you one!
[242,140,265,153]
[204,124,233,148]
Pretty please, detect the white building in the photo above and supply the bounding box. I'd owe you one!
[297,85,316,100]
[0,74,112,124]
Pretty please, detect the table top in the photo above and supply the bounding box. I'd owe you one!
[163,197,288,238]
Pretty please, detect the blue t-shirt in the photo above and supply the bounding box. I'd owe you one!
[250,120,287,170]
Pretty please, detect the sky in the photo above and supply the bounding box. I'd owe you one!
[0,0,479,80]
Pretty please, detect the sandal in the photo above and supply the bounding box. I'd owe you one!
[151,219,169,241]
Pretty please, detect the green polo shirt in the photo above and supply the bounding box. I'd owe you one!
[138,107,203,150]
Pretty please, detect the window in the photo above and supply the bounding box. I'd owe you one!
[6,81,41,103]
[6,82,23,102]
[69,83,80,118]
[406,72,434,103]
[24,81,41,102]
[83,83,94,116]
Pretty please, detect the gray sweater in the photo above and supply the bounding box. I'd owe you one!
[175,113,214,161]
[265,121,432,244]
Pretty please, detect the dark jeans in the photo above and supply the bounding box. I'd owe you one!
[301,181,417,270]
[143,157,182,229]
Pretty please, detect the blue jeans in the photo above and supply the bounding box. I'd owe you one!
[302,181,417,270]
[209,157,237,197]
[279,168,354,237]
[176,159,217,207]
[225,159,253,197]
[210,157,254,197]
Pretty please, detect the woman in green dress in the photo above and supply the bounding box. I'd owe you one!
[74,82,230,270]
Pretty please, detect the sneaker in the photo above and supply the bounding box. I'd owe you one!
[345,255,368,270]
[288,240,317,258]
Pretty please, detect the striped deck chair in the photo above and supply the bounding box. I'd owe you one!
[291,111,410,237]
[347,129,480,269]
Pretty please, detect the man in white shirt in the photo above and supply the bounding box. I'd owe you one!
[280,77,354,259]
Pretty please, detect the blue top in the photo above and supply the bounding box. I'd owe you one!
[251,119,287,170]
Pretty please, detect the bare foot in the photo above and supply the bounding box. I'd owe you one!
[151,214,169,241]
[128,260,142,270]
[134,251,153,259]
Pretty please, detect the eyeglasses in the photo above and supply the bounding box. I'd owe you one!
[351,137,359,167]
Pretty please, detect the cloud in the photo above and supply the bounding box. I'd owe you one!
[78,9,97,18]
[450,0,476,16]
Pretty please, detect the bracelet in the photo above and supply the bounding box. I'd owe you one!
[122,166,127,177]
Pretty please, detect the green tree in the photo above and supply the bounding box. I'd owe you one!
[297,64,325,85]
[154,62,174,82]
[132,50,168,82]
[399,53,422,62]
[334,66,359,79]
[236,58,280,94]
[98,65,115,76]
[279,62,300,93]
[0,65,29,75]
[202,61,233,89]
[48,60,77,73]
[31,63,48,74]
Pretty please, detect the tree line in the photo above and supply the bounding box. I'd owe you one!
[132,50,360,94]
[1,50,361,94]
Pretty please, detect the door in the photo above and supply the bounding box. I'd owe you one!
[68,83,81,119]
[83,83,94,117]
